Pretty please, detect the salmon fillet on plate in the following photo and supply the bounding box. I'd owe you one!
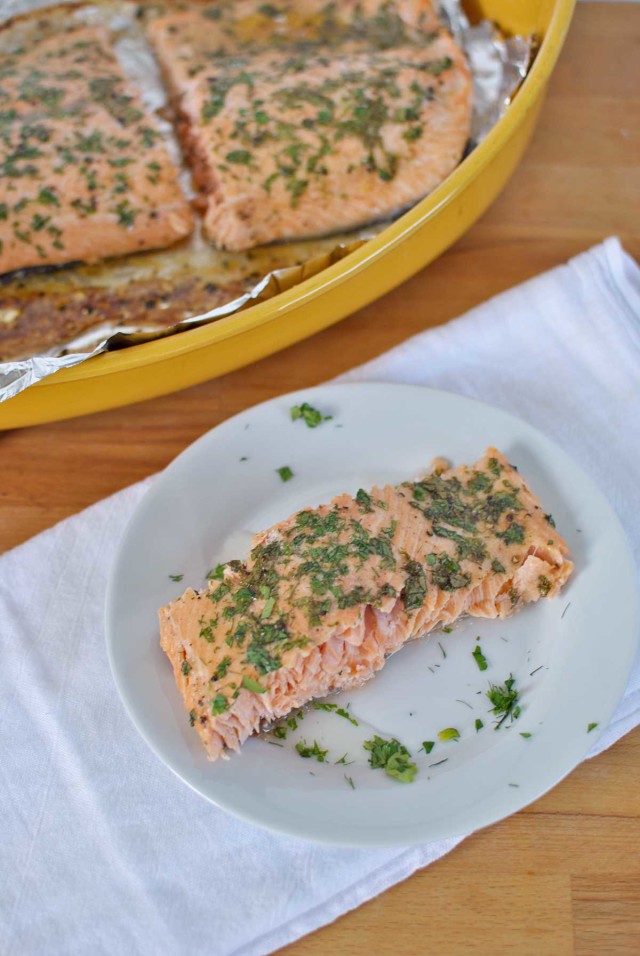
[147,0,472,251]
[159,448,573,760]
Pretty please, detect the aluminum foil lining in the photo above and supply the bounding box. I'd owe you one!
[0,1,533,405]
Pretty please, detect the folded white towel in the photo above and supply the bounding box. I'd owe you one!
[1,237,638,956]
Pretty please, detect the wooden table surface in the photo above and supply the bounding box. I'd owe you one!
[2,4,639,953]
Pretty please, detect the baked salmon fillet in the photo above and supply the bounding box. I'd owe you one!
[0,24,193,275]
[159,448,573,760]
[146,0,471,251]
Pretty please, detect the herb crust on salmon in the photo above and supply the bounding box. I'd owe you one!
[147,0,472,250]
[159,448,573,760]
[0,22,193,275]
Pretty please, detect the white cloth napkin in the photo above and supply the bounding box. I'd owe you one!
[1,237,639,956]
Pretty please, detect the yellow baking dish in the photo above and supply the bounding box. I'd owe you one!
[0,0,575,429]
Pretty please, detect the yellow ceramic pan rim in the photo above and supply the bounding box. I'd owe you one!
[4,0,575,398]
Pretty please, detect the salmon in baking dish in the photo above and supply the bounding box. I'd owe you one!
[0,24,193,275]
[159,448,573,760]
[146,0,472,251]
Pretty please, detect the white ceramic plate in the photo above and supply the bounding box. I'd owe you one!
[106,384,638,847]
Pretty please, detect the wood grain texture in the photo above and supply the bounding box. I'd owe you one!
[0,4,639,952]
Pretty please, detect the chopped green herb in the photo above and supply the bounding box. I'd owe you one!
[438,727,460,742]
[487,675,521,728]
[355,488,373,513]
[242,675,267,693]
[272,725,287,739]
[169,573,184,582]
[246,642,281,674]
[115,200,136,228]
[475,719,484,732]
[472,644,488,671]
[496,523,525,546]
[181,660,191,677]
[37,186,59,206]
[213,656,231,680]
[421,741,435,754]
[277,465,294,482]
[295,739,328,761]
[430,553,470,591]
[438,641,447,659]
[226,149,252,165]
[313,701,359,726]
[211,694,228,715]
[364,734,417,783]
[442,625,453,634]
[344,774,355,790]
[386,751,417,782]
[403,560,427,611]
[261,596,276,619]
[189,710,196,727]
[336,707,358,726]
[537,575,552,597]
[491,558,506,574]
[207,564,225,581]
[587,722,598,733]
[290,402,332,428]
[335,753,353,765]
[520,732,532,739]
[424,56,453,76]
[544,513,556,528]
[432,525,487,564]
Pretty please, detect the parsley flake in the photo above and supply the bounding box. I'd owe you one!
[290,402,332,428]
[364,735,417,783]
[242,676,267,694]
[211,694,228,715]
[207,564,225,581]
[277,465,294,482]
[487,675,521,728]
[295,739,328,762]
[226,149,252,165]
[472,643,488,671]
[438,727,460,742]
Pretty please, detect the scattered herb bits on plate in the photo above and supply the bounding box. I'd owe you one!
[106,384,638,846]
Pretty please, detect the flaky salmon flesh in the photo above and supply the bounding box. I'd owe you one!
[0,24,193,275]
[159,448,573,761]
[0,1,470,270]
[147,0,472,251]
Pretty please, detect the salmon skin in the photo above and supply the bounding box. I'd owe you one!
[159,448,573,761]
[0,24,193,275]
[146,0,472,251]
